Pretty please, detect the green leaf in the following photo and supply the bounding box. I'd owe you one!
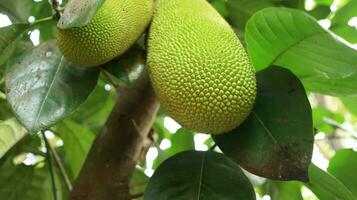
[153,128,195,169]
[342,96,357,116]
[330,1,357,43]
[314,0,334,5]
[0,134,65,200]
[5,40,99,134]
[54,119,95,180]
[328,149,357,197]
[58,0,106,29]
[226,0,304,32]
[245,7,357,96]
[209,0,229,18]
[70,77,116,133]
[166,128,195,156]
[262,181,303,200]
[130,168,149,197]
[307,5,331,20]
[0,0,32,23]
[213,67,313,181]
[308,163,357,200]
[0,161,63,200]
[313,107,345,134]
[0,24,29,67]
[0,118,27,158]
[144,151,256,200]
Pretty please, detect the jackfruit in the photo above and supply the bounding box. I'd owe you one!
[147,0,257,134]
[57,0,153,67]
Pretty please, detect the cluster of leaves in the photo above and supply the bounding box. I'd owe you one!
[0,0,357,199]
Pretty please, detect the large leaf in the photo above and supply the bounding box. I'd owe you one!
[226,0,304,31]
[5,40,99,134]
[328,149,357,197]
[214,67,314,181]
[0,162,63,200]
[0,134,65,200]
[245,7,357,96]
[308,163,357,200]
[0,24,29,67]
[69,77,116,133]
[330,1,357,43]
[58,0,106,29]
[54,119,95,180]
[144,151,256,200]
[0,118,26,158]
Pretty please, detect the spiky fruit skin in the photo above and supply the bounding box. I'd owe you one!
[57,0,153,67]
[147,0,257,134]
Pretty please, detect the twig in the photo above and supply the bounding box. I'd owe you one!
[130,192,144,199]
[100,67,127,92]
[50,0,61,17]
[47,132,73,191]
[323,117,357,140]
[42,131,58,200]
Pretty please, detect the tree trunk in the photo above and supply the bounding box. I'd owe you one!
[70,70,159,200]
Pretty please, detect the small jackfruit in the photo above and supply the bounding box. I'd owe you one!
[57,0,153,67]
[147,0,257,134]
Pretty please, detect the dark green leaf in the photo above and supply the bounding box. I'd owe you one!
[70,77,116,133]
[5,40,99,134]
[209,0,229,18]
[214,67,313,181]
[0,161,63,200]
[145,151,256,200]
[0,24,29,67]
[307,5,331,20]
[0,134,65,200]
[226,0,304,32]
[0,118,27,158]
[328,149,357,197]
[245,7,357,96]
[54,119,95,180]
[58,0,106,29]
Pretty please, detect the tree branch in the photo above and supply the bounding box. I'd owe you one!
[70,70,159,200]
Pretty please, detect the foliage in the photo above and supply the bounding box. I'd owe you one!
[1,0,357,199]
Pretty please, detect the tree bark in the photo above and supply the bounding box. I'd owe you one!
[70,70,159,200]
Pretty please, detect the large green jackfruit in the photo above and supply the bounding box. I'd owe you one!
[147,0,257,134]
[57,0,153,67]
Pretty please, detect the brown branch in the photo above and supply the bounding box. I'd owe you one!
[70,70,159,200]
[50,0,61,18]
[100,67,127,92]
